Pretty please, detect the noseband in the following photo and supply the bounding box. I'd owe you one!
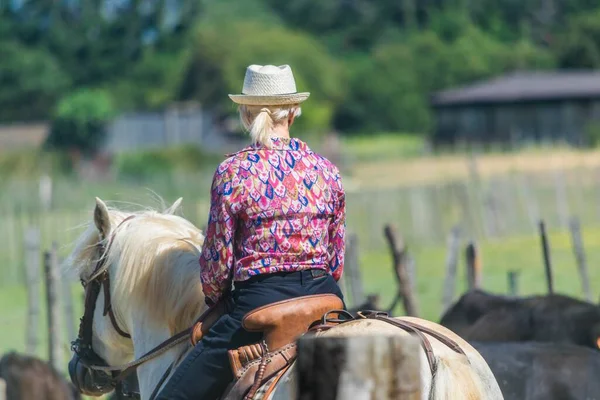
[69,214,194,399]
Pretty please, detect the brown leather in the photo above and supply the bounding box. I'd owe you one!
[242,294,344,351]
[221,344,297,400]
[262,363,293,399]
[227,343,265,379]
[190,300,228,346]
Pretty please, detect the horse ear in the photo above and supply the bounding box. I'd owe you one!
[94,197,111,239]
[165,197,183,214]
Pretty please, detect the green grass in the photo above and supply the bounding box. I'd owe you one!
[341,132,427,162]
[3,226,599,358]
[356,226,600,322]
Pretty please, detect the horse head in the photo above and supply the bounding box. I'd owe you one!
[66,197,206,399]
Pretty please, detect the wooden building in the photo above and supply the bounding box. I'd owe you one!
[430,71,600,147]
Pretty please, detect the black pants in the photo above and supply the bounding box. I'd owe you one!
[155,269,345,400]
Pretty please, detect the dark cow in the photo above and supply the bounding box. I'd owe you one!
[440,289,600,350]
[471,341,600,400]
[0,352,80,400]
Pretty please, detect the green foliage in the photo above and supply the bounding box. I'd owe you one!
[584,121,600,147]
[182,21,344,135]
[554,9,600,68]
[55,89,116,122]
[46,89,116,155]
[3,0,600,144]
[335,43,430,133]
[0,150,71,179]
[0,41,70,121]
[0,0,199,120]
[341,133,426,162]
[114,146,223,180]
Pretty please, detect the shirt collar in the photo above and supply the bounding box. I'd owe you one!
[225,137,310,157]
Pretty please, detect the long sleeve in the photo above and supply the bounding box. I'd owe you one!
[328,186,346,282]
[199,162,237,306]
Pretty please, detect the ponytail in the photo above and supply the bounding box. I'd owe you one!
[249,108,274,148]
[239,105,301,148]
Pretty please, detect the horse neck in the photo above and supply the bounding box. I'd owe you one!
[129,312,189,400]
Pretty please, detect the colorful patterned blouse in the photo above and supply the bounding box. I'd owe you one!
[199,137,346,305]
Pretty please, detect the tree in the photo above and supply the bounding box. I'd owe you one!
[2,0,200,113]
[554,9,600,68]
[45,89,116,156]
[334,43,429,134]
[0,41,70,121]
[181,21,345,134]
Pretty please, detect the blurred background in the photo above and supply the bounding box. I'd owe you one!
[3,0,600,394]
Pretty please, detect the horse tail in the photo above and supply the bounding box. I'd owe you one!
[430,354,487,400]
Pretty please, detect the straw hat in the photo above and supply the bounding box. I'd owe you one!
[228,64,310,105]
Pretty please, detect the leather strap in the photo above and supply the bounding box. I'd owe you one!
[262,363,293,399]
[310,309,470,377]
[101,272,131,339]
[222,344,297,400]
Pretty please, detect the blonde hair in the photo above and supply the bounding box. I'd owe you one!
[239,104,302,148]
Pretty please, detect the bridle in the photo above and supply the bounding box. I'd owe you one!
[69,215,193,399]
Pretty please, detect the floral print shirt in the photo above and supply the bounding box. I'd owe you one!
[199,137,346,305]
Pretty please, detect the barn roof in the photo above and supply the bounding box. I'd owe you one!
[430,71,600,107]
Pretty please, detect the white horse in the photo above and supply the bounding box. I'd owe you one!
[65,197,504,400]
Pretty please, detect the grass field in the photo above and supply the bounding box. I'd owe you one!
[2,133,600,389]
[341,135,600,190]
[360,225,600,320]
[2,225,599,360]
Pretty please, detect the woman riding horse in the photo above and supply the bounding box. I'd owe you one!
[156,64,347,399]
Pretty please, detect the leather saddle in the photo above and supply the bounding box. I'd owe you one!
[190,293,344,400]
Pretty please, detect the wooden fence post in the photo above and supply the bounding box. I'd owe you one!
[24,227,41,355]
[568,217,592,302]
[297,334,421,400]
[344,233,364,308]
[39,174,53,212]
[383,225,419,317]
[507,270,519,296]
[442,225,461,311]
[538,221,554,294]
[465,242,482,290]
[44,242,64,370]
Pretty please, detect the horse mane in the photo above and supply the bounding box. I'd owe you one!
[65,203,207,334]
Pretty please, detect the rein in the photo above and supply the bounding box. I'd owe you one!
[71,214,195,397]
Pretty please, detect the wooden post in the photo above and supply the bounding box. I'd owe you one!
[44,242,64,370]
[297,334,421,400]
[538,221,554,294]
[568,217,592,302]
[442,225,461,311]
[465,242,482,290]
[507,271,519,296]
[24,227,41,355]
[383,225,419,317]
[39,174,53,212]
[345,233,364,308]
[0,378,5,400]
